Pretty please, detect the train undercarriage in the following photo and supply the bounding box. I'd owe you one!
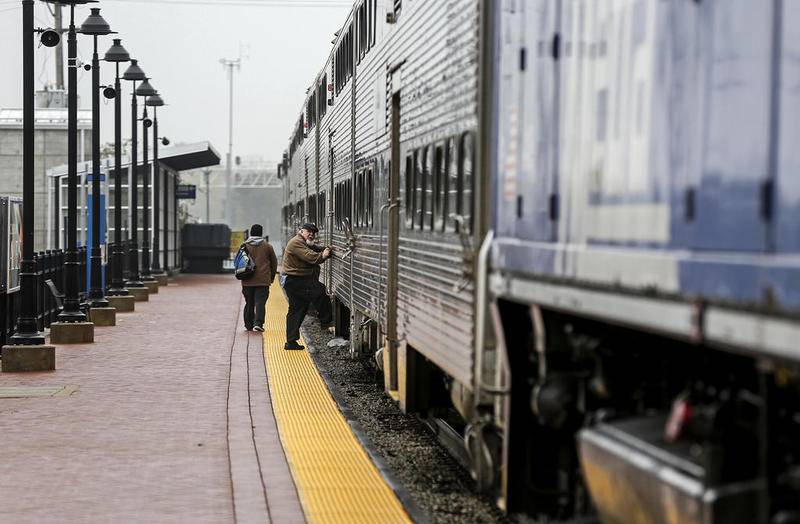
[330,292,800,523]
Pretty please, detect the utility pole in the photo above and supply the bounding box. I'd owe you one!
[54,4,64,89]
[219,56,240,229]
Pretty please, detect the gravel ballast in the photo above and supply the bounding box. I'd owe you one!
[301,319,508,524]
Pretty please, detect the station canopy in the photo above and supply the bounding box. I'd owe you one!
[47,141,221,178]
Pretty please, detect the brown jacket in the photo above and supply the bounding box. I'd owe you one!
[241,238,278,287]
[282,234,326,278]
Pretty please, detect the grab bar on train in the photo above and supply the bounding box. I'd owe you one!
[377,198,401,332]
[474,230,511,397]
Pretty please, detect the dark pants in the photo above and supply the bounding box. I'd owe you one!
[284,276,332,342]
[242,286,269,329]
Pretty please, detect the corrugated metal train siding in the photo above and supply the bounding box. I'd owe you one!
[283,0,481,388]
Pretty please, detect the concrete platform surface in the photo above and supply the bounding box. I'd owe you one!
[0,274,302,523]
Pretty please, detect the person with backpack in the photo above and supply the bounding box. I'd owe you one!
[239,224,278,332]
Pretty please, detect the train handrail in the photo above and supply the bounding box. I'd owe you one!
[474,230,510,396]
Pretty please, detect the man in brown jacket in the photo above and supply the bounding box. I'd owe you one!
[282,223,332,350]
[241,224,278,332]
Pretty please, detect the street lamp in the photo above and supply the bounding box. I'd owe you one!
[145,93,165,277]
[103,39,131,300]
[46,0,94,336]
[79,7,113,313]
[136,78,157,283]
[2,0,59,370]
[122,60,146,289]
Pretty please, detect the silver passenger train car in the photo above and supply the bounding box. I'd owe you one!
[281,1,800,522]
[280,0,483,414]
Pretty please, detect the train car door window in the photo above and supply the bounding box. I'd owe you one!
[433,144,445,232]
[356,171,367,227]
[446,137,459,232]
[404,153,414,229]
[423,146,434,230]
[367,166,374,227]
[415,147,426,230]
[334,183,340,229]
[460,132,474,233]
[346,179,351,227]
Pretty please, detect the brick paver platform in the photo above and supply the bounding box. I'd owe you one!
[0,274,303,523]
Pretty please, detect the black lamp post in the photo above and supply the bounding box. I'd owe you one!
[8,0,50,346]
[50,0,94,324]
[104,39,130,296]
[136,78,157,281]
[146,94,166,275]
[122,60,146,288]
[79,7,113,309]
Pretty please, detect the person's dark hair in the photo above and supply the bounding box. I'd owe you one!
[250,224,263,237]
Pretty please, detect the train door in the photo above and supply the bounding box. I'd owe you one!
[777,1,800,255]
[383,74,402,393]
[691,0,775,252]
[518,0,558,242]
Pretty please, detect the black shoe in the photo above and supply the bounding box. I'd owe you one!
[245,326,253,331]
[284,341,305,350]
[253,326,264,332]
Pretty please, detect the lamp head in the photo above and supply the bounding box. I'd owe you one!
[41,0,97,5]
[161,137,170,146]
[145,94,165,107]
[135,78,157,97]
[79,8,113,35]
[122,59,146,82]
[104,39,130,63]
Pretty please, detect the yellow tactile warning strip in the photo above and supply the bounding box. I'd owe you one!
[262,281,412,524]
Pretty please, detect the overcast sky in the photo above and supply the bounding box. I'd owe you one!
[0,0,352,164]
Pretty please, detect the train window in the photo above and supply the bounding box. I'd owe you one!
[316,191,328,229]
[362,170,368,227]
[404,153,414,229]
[415,148,426,230]
[360,170,366,227]
[446,138,459,232]
[344,178,352,228]
[317,75,327,121]
[370,0,376,47]
[358,1,367,62]
[423,146,434,230]
[433,144,445,232]
[353,174,360,227]
[335,183,341,230]
[357,171,364,227]
[460,132,475,233]
[367,166,374,227]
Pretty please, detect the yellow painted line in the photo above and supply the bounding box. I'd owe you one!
[263,281,412,524]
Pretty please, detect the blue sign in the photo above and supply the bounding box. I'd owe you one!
[176,184,197,199]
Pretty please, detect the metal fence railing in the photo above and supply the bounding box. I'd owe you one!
[0,239,179,347]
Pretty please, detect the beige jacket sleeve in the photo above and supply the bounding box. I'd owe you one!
[286,238,325,265]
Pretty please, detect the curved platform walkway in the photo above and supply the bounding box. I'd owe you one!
[0,274,409,523]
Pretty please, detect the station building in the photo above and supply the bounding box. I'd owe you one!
[0,97,92,251]
[46,141,220,272]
